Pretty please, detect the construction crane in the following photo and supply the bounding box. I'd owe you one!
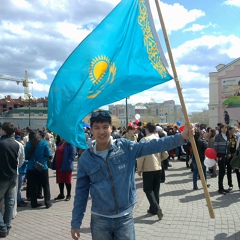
[0,70,33,99]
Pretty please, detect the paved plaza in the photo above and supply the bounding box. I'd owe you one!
[6,158,240,240]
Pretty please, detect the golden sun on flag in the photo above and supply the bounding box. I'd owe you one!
[89,56,110,85]
[88,55,117,99]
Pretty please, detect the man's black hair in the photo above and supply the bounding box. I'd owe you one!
[145,122,156,133]
[1,122,15,136]
[90,115,112,127]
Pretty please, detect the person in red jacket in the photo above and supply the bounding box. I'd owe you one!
[52,138,76,201]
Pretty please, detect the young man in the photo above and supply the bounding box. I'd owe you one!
[137,122,168,218]
[71,110,193,240]
[0,122,20,238]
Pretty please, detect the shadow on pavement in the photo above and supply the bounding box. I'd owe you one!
[161,189,193,197]
[215,232,240,239]
[136,181,143,189]
[167,171,192,178]
[166,166,187,171]
[165,178,192,184]
[211,195,240,209]
[134,213,160,224]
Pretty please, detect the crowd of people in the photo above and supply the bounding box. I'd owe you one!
[0,123,76,238]
[1,116,240,239]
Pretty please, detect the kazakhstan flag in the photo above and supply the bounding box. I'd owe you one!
[47,0,173,148]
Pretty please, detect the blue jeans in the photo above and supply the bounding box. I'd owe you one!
[91,213,135,240]
[0,177,17,232]
[17,174,25,203]
[192,156,206,189]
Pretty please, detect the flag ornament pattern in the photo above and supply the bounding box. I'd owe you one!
[138,0,168,77]
[47,0,172,149]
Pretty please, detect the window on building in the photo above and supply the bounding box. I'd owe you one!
[30,112,35,116]
[38,112,43,117]
[19,112,24,117]
[2,104,6,108]
[14,104,18,108]
[9,107,12,110]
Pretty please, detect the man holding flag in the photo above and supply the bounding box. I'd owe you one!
[47,0,172,150]
[71,111,193,240]
[47,0,215,228]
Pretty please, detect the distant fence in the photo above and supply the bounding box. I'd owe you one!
[1,117,47,130]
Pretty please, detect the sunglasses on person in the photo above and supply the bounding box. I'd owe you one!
[91,110,110,118]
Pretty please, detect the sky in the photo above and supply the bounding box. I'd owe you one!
[0,0,240,113]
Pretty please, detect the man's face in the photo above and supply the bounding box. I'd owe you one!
[229,129,234,135]
[128,129,135,135]
[91,121,112,147]
[221,126,228,134]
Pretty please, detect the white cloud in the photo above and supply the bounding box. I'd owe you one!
[172,35,240,60]
[11,0,31,8]
[0,0,239,113]
[149,1,205,33]
[40,0,68,10]
[1,21,27,36]
[50,70,57,75]
[223,0,240,7]
[183,22,217,32]
[97,0,120,5]
[56,22,92,42]
[183,24,206,32]
[35,71,47,80]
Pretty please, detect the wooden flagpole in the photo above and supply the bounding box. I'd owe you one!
[154,0,215,218]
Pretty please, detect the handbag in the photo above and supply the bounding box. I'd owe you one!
[34,159,44,172]
[47,157,53,169]
[161,151,169,161]
[230,147,240,169]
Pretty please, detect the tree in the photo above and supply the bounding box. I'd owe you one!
[190,109,209,126]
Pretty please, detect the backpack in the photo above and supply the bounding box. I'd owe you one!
[230,146,240,169]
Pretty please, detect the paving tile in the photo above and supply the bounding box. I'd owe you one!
[6,159,240,239]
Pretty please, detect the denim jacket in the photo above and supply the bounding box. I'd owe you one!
[71,133,184,229]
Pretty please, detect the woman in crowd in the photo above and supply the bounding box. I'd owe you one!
[227,126,240,190]
[25,130,52,208]
[45,132,56,157]
[52,138,76,201]
[192,130,208,190]
[213,124,231,194]
[122,125,137,142]
[208,128,217,178]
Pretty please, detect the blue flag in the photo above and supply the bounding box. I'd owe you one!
[47,0,172,148]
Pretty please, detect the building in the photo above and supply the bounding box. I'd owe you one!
[1,107,121,130]
[209,58,240,128]
[1,95,185,128]
[0,95,48,114]
[109,100,184,126]
[0,95,24,113]
[109,104,135,126]
[2,107,48,129]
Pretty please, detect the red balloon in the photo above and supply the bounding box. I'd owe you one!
[135,119,139,124]
[205,148,217,159]
[179,126,185,132]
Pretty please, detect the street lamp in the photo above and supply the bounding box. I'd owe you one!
[27,93,32,127]
[165,113,168,123]
[125,97,128,126]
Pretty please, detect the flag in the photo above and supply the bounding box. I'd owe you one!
[47,0,173,148]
